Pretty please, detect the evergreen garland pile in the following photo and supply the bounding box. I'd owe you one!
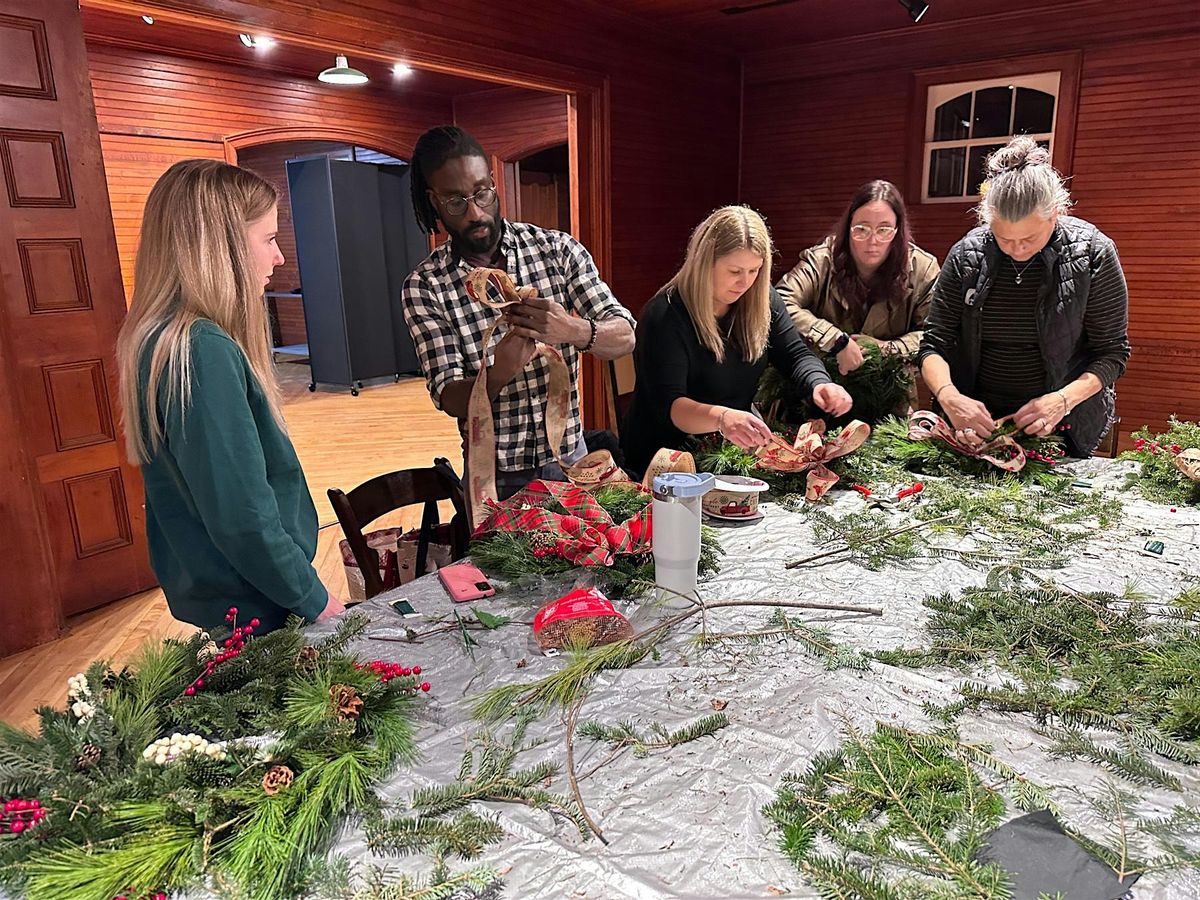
[1119,417,1200,506]
[756,342,915,428]
[877,569,1200,790]
[0,613,427,900]
[469,484,723,595]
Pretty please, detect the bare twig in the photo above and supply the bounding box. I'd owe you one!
[565,692,608,845]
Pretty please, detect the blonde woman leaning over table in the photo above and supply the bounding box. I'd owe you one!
[620,205,852,478]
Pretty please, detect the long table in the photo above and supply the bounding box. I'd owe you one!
[306,457,1200,899]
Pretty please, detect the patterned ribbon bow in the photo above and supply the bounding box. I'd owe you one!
[1174,448,1200,482]
[906,410,1026,472]
[755,419,872,501]
[472,480,652,567]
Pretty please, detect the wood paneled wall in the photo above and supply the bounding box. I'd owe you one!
[84,41,453,303]
[454,87,568,162]
[741,0,1200,446]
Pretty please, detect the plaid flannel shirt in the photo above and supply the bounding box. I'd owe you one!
[401,221,635,472]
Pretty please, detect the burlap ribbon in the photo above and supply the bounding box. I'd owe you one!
[472,480,652,566]
[755,419,871,501]
[907,410,1026,472]
[464,268,695,526]
[1174,448,1200,482]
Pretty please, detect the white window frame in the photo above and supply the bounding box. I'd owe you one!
[921,71,1060,204]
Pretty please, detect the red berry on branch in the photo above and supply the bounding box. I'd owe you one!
[420,682,431,692]
[250,618,260,628]
[228,607,238,616]
[10,820,24,833]
[412,666,421,675]
[185,687,196,696]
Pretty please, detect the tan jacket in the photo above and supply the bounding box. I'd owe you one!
[776,237,940,356]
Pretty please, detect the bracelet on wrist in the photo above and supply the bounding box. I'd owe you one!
[933,383,954,400]
[1056,389,1070,415]
[580,317,598,353]
[717,408,730,436]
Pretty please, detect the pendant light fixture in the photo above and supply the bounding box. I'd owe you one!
[318,54,369,86]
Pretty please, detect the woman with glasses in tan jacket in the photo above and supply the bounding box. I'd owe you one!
[776,180,940,376]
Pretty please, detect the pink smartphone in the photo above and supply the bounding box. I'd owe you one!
[438,562,496,603]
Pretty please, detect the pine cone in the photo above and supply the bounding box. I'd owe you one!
[330,683,364,721]
[296,646,320,672]
[528,531,559,553]
[75,743,102,771]
[261,764,294,795]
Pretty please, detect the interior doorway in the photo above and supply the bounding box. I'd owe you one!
[507,143,570,232]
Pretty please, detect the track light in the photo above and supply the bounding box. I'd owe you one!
[141,15,154,25]
[899,0,929,22]
[318,54,369,86]
[239,33,274,48]
[392,63,413,78]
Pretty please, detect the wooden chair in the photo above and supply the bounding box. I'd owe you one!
[328,457,469,600]
[1093,417,1122,459]
[606,353,637,436]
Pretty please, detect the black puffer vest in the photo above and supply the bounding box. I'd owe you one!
[942,216,1121,456]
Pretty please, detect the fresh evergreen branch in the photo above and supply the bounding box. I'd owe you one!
[696,608,870,670]
[1119,417,1200,506]
[365,811,506,861]
[577,713,729,759]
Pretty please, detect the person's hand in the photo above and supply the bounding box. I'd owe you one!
[504,295,587,345]
[939,387,995,447]
[1012,392,1069,437]
[494,329,538,371]
[317,592,346,622]
[812,383,853,417]
[836,339,865,375]
[718,408,774,451]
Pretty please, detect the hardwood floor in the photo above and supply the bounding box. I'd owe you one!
[0,361,462,730]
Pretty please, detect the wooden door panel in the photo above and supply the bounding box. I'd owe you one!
[0,1,152,644]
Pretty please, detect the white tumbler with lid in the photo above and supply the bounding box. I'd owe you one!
[651,472,716,601]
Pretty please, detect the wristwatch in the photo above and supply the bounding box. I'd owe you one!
[830,333,851,354]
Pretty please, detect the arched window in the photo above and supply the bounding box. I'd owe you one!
[922,72,1059,202]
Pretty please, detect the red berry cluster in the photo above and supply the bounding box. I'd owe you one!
[896,481,925,500]
[2,797,45,834]
[184,607,260,697]
[1027,444,1067,466]
[112,892,167,900]
[354,661,431,692]
[1133,438,1184,456]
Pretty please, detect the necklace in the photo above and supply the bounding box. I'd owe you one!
[1011,256,1039,285]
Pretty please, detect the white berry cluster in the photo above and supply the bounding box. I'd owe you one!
[142,733,227,766]
[67,673,95,721]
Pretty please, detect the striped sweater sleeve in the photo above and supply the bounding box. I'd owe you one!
[1082,235,1131,388]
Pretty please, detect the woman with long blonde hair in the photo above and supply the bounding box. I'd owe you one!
[116,159,343,632]
[620,205,851,476]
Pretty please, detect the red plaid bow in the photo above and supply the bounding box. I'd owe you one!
[472,480,652,567]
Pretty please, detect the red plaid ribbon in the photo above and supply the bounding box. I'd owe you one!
[472,480,652,567]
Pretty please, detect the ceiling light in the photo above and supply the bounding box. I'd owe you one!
[318,54,369,85]
[392,63,413,77]
[238,33,274,48]
[898,0,929,22]
[141,14,154,24]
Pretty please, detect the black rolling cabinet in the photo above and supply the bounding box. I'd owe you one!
[286,156,425,395]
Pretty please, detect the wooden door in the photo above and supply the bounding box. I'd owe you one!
[0,0,153,652]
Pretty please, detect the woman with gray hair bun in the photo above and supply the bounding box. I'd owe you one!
[918,135,1131,456]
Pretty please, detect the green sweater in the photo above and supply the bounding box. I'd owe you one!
[140,321,326,631]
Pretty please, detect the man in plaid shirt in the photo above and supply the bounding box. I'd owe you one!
[401,126,636,498]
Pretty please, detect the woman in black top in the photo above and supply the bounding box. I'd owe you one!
[621,206,852,477]
[919,137,1130,457]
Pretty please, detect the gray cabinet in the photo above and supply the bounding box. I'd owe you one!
[286,157,426,395]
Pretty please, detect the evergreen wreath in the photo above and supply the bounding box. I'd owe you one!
[0,613,429,900]
[756,341,915,428]
[469,484,723,595]
[1119,417,1200,507]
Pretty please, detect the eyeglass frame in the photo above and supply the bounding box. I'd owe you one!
[849,223,899,242]
[432,181,499,218]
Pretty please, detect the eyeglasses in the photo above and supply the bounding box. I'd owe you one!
[850,224,898,242]
[436,186,498,217]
